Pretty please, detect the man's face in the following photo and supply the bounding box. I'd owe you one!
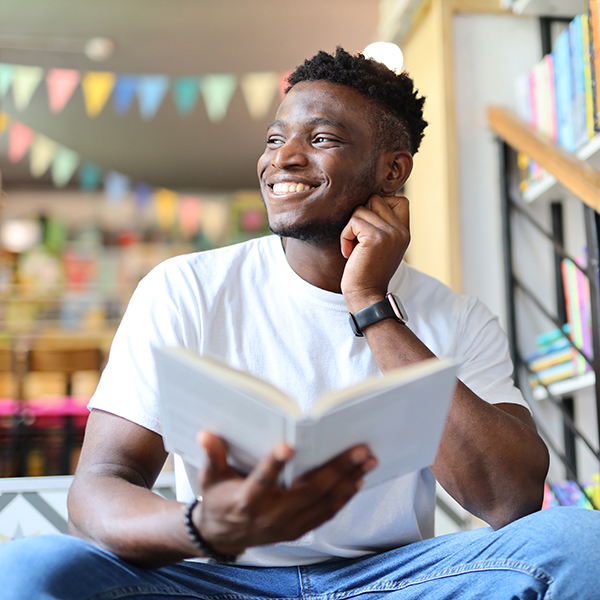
[257,81,382,245]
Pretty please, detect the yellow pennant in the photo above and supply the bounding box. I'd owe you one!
[81,71,116,118]
[30,134,57,178]
[153,188,178,230]
[0,110,11,134]
[240,72,278,120]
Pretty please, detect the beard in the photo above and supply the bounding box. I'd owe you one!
[263,158,378,246]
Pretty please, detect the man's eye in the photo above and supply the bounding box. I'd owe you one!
[267,137,284,146]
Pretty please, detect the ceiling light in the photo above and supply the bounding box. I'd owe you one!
[84,37,115,62]
[362,42,403,73]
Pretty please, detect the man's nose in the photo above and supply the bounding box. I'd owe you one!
[271,138,309,169]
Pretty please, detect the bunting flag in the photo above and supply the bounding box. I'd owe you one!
[12,66,44,111]
[172,77,201,117]
[240,72,279,120]
[154,188,178,229]
[104,171,130,202]
[200,74,237,123]
[8,120,35,162]
[51,146,80,187]
[78,162,102,191]
[179,195,202,238]
[137,75,170,120]
[113,75,138,115]
[134,182,153,208]
[30,134,58,177]
[0,64,15,98]
[278,71,293,99]
[0,62,289,123]
[0,111,11,134]
[46,69,81,113]
[81,71,116,118]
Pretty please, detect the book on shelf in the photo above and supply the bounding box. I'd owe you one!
[590,0,600,129]
[529,360,577,387]
[153,345,458,490]
[514,2,600,191]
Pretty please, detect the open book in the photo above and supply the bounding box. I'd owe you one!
[154,346,457,489]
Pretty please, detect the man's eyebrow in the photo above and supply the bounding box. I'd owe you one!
[266,117,349,131]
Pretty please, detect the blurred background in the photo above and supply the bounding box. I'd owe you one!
[1,0,598,533]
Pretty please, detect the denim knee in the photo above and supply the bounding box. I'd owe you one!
[0,534,101,598]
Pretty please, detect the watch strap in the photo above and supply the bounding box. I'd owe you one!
[349,293,407,337]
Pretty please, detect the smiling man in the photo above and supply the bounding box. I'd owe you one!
[1,47,599,599]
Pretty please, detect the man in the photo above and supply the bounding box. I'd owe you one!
[1,47,599,598]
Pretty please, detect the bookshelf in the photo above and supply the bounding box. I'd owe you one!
[505,0,585,17]
[489,103,600,498]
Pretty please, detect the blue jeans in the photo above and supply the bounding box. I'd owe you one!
[0,507,598,599]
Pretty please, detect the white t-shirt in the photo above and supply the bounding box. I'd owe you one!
[89,234,526,567]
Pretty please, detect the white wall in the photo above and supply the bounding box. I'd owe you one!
[453,12,540,328]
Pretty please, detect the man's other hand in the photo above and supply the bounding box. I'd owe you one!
[195,432,377,557]
[340,194,410,312]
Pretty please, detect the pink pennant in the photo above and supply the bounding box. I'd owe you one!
[8,121,35,163]
[179,195,202,239]
[46,69,81,113]
[278,71,293,99]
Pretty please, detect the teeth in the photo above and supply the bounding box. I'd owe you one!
[272,182,313,195]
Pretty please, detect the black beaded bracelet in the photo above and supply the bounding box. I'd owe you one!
[184,497,238,564]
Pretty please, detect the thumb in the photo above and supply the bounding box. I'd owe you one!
[197,431,233,485]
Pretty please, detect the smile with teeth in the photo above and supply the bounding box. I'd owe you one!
[272,182,316,195]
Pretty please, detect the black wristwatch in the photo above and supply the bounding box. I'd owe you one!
[349,292,408,337]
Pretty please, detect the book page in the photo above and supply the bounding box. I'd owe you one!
[154,346,299,475]
[311,357,452,417]
[285,359,457,489]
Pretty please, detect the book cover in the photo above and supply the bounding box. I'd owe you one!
[571,15,587,148]
[582,13,596,139]
[555,28,577,152]
[590,0,600,129]
[153,346,458,490]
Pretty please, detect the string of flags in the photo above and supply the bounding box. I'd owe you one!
[0,110,266,240]
[0,63,292,122]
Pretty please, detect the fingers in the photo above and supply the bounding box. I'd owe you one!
[198,431,233,485]
[243,443,294,501]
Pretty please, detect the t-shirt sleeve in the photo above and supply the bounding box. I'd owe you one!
[88,260,198,434]
[454,297,528,409]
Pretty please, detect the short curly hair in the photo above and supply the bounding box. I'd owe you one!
[286,47,427,155]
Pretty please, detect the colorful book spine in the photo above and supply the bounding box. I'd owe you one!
[590,0,600,130]
[570,15,587,148]
[562,257,589,375]
[583,14,596,139]
[554,29,577,153]
[529,346,574,372]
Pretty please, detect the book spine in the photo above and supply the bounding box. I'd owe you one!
[583,14,595,140]
[562,258,586,375]
[590,0,600,130]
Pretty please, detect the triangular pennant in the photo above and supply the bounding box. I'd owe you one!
[51,145,80,187]
[241,72,279,120]
[200,74,237,122]
[46,68,81,113]
[113,75,138,115]
[172,77,201,117]
[104,171,130,202]
[78,162,102,191]
[278,71,293,99]
[0,64,15,98]
[136,75,169,120]
[0,111,11,135]
[30,134,58,177]
[153,188,178,229]
[8,120,35,162]
[81,71,116,118]
[12,65,44,111]
[134,182,153,208]
[179,195,202,238]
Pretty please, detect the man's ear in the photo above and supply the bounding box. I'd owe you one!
[380,151,413,195]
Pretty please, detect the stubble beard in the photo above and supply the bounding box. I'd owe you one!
[263,160,378,246]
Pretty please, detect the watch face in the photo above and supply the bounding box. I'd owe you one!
[387,293,408,323]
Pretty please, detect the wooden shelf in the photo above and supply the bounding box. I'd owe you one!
[505,0,585,17]
[488,105,600,211]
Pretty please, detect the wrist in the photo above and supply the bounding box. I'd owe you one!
[343,290,386,314]
[183,497,239,563]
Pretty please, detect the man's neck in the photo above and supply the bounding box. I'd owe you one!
[281,237,347,294]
